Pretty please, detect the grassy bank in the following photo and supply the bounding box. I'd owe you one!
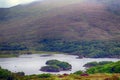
[0,50,65,58]
[0,54,18,58]
[4,73,120,80]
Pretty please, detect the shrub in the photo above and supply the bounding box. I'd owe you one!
[86,61,120,74]
[0,67,14,80]
[41,59,72,72]
[46,60,61,65]
[40,65,60,72]
[57,62,72,70]
[74,70,83,75]
[38,74,52,78]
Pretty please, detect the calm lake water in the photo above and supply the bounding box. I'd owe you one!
[0,54,119,75]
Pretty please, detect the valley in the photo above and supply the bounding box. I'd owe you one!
[0,0,120,79]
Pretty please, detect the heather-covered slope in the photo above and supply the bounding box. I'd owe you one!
[0,0,120,57]
[0,0,120,42]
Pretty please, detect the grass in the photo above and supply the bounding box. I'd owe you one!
[51,73,120,80]
[0,54,18,58]
[17,50,65,55]
[0,50,65,58]
[18,73,120,80]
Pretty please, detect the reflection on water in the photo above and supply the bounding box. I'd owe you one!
[0,54,119,75]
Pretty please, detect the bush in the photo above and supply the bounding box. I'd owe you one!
[0,67,14,80]
[74,70,83,75]
[41,59,72,72]
[57,62,72,70]
[46,60,72,70]
[86,61,120,74]
[16,72,25,76]
[84,61,113,68]
[37,39,120,58]
[38,74,52,78]
[40,65,60,72]
[83,62,98,68]
[46,60,61,65]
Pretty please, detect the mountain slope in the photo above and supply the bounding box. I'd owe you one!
[0,0,120,43]
[0,0,120,57]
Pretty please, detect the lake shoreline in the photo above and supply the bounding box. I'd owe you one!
[0,53,120,75]
[0,50,120,59]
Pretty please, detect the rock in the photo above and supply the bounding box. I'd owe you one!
[76,55,84,59]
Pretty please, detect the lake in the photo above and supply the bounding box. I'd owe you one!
[0,54,119,75]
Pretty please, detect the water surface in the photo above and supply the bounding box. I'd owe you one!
[0,54,119,75]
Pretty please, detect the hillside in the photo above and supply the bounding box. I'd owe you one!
[0,0,120,57]
[0,0,120,41]
[87,61,120,74]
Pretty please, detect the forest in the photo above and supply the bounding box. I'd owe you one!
[0,40,120,58]
[37,39,120,58]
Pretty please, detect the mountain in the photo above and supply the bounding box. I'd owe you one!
[0,0,120,57]
[0,0,120,42]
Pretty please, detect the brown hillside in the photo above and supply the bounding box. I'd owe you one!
[0,0,120,43]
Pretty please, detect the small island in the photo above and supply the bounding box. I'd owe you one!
[83,61,113,68]
[40,60,72,72]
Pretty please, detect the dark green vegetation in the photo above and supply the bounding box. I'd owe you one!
[0,51,20,58]
[40,65,60,72]
[0,67,13,80]
[86,61,120,74]
[73,70,83,75]
[1,61,120,80]
[37,40,120,58]
[0,51,61,58]
[40,60,72,72]
[84,61,113,68]
[0,0,120,79]
[0,40,120,58]
[0,42,27,51]
[37,74,52,78]
[0,0,120,58]
[46,60,72,70]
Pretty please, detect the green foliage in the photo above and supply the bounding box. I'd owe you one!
[46,60,72,70]
[36,39,120,58]
[57,62,72,70]
[99,61,113,65]
[0,67,14,80]
[0,39,120,58]
[46,60,60,65]
[0,42,27,51]
[86,61,120,74]
[0,66,120,80]
[84,62,98,68]
[41,59,72,72]
[73,70,83,75]
[40,65,60,72]
[37,74,52,78]
[16,72,25,76]
[46,59,72,70]
[84,61,113,68]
